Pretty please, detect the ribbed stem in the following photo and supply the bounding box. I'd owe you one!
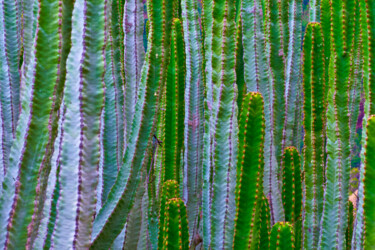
[233,92,265,249]
[269,222,295,249]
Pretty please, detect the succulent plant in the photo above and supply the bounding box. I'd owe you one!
[0,0,374,248]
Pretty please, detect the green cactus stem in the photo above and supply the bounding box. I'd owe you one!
[352,0,374,246]
[346,201,354,249]
[302,22,325,248]
[282,146,302,249]
[282,146,302,224]
[266,3,285,209]
[158,180,180,250]
[161,198,189,250]
[40,0,83,247]
[363,115,375,247]
[235,19,245,115]
[163,18,185,183]
[320,0,330,102]
[258,195,271,249]
[233,92,265,249]
[269,222,295,249]
[294,216,303,250]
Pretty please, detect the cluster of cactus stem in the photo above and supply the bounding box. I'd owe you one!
[0,0,374,249]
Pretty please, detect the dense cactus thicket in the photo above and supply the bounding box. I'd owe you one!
[0,0,374,249]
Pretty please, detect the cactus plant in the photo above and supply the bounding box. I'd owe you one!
[0,0,375,248]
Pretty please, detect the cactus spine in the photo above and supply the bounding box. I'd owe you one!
[233,92,265,249]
